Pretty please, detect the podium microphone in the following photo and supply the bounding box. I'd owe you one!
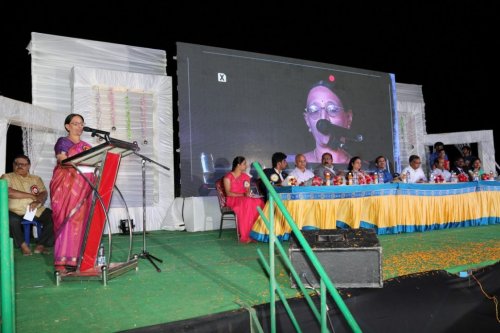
[83,126,110,136]
[316,119,363,143]
[316,119,363,149]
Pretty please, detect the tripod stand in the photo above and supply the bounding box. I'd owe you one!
[134,152,170,272]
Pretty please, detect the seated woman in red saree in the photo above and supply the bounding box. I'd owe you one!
[223,156,265,243]
[50,114,96,272]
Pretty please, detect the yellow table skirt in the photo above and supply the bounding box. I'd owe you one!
[250,182,500,242]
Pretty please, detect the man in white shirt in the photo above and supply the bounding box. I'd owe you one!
[401,155,428,183]
[289,154,315,184]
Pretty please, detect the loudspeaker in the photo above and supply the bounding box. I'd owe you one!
[289,229,383,288]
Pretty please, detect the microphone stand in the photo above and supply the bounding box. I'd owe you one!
[132,151,170,272]
[90,131,110,142]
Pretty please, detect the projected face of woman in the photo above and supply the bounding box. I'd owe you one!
[304,85,353,148]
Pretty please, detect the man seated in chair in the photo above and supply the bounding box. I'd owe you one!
[372,155,393,183]
[1,154,54,255]
[259,152,289,200]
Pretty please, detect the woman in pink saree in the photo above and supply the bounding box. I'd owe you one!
[50,114,96,272]
[223,156,265,243]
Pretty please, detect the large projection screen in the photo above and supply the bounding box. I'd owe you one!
[177,42,398,197]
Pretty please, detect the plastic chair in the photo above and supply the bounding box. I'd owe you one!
[214,178,238,239]
[20,219,42,246]
[201,152,216,189]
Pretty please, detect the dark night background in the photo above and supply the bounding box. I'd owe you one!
[1,2,499,175]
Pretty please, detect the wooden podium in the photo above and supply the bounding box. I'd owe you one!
[55,138,140,286]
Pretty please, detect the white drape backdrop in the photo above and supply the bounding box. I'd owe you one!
[26,32,177,232]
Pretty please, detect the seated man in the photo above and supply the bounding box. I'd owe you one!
[373,155,393,183]
[259,152,288,198]
[451,156,468,175]
[1,154,54,255]
[313,152,341,181]
[431,156,452,182]
[289,154,314,184]
[401,155,428,183]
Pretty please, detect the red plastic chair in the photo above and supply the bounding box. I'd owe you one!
[215,178,238,239]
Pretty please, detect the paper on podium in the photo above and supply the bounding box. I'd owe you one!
[23,205,36,221]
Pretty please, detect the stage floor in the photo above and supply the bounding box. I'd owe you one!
[11,224,500,332]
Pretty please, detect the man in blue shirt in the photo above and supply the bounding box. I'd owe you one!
[373,156,393,183]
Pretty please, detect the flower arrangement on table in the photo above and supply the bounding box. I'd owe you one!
[434,174,445,183]
[481,173,492,181]
[356,173,372,185]
[333,175,344,186]
[312,176,323,186]
[288,176,298,186]
[457,173,469,182]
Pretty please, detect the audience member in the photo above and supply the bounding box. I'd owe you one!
[461,145,476,169]
[437,149,450,170]
[401,155,428,183]
[1,154,54,256]
[429,142,448,170]
[289,154,314,184]
[223,156,265,243]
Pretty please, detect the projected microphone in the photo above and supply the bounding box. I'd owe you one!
[83,126,110,136]
[316,119,363,148]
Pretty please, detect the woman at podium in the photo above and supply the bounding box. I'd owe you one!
[50,114,96,272]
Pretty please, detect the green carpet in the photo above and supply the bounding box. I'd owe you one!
[7,224,500,332]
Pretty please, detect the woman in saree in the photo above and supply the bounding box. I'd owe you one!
[50,114,96,272]
[223,156,265,243]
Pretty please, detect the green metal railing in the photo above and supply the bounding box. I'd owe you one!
[253,162,361,333]
[1,179,16,332]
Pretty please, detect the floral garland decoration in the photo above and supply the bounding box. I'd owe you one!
[108,87,116,131]
[125,93,132,140]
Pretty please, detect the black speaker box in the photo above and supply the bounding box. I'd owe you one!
[289,229,383,288]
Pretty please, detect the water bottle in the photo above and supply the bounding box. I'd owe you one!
[378,171,384,184]
[451,171,458,183]
[406,171,411,183]
[347,172,353,185]
[97,244,106,266]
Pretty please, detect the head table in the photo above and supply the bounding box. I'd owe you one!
[250,181,500,242]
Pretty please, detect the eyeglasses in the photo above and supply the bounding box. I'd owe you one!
[14,162,30,167]
[305,103,343,118]
[70,122,85,126]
